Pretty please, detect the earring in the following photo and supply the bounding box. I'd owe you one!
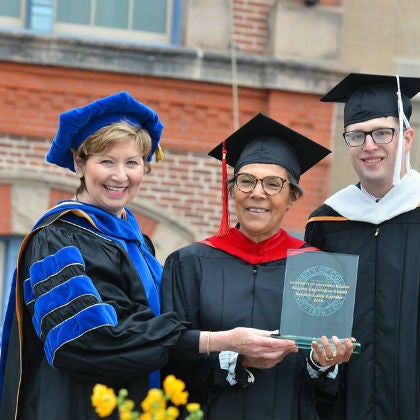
[77,172,83,178]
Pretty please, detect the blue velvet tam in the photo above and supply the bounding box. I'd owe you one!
[46,91,164,171]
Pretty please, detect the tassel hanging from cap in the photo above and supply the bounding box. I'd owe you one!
[154,144,165,162]
[216,145,230,237]
[393,75,412,185]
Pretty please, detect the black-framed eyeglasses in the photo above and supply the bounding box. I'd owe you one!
[342,127,396,147]
[234,173,289,196]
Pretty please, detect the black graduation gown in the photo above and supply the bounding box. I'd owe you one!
[0,214,188,420]
[305,204,420,420]
[162,241,334,420]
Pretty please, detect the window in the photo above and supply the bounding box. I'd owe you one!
[0,1,178,44]
[54,0,173,43]
[0,0,25,28]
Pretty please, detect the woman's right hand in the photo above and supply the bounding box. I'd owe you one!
[203,327,298,366]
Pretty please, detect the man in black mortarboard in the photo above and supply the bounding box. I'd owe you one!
[162,113,357,420]
[305,73,420,420]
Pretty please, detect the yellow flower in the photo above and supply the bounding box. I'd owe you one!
[185,402,204,420]
[119,398,136,420]
[119,412,130,420]
[91,384,117,417]
[165,405,179,419]
[92,375,203,420]
[163,375,189,406]
[139,411,171,420]
[141,388,166,414]
[140,409,166,420]
[186,403,201,413]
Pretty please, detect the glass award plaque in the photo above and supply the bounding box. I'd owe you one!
[273,249,361,354]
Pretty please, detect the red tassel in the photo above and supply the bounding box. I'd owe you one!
[217,145,230,237]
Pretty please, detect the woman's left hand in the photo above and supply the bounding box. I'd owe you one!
[311,335,355,367]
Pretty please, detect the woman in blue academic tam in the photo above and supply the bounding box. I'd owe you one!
[0,93,303,420]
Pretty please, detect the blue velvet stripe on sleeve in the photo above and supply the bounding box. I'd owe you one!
[23,276,35,305]
[45,303,117,367]
[24,245,118,367]
[28,246,85,293]
[32,275,102,338]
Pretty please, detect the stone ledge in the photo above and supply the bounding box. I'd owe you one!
[0,29,348,95]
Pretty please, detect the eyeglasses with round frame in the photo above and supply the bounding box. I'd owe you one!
[342,127,397,147]
[234,173,289,196]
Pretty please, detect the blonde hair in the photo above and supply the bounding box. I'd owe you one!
[74,121,153,195]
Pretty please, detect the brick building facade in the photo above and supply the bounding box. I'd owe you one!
[0,0,339,263]
[1,0,418,322]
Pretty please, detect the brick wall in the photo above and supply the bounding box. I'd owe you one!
[232,0,341,54]
[0,60,332,240]
[233,0,273,53]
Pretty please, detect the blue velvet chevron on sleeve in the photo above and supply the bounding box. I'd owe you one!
[23,246,118,366]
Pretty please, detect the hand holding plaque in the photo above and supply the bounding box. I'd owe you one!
[272,250,361,354]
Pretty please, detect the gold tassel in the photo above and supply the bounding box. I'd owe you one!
[155,144,165,162]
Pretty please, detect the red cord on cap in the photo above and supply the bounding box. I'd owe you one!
[216,145,230,237]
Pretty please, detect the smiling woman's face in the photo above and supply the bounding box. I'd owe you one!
[233,163,295,243]
[76,137,145,217]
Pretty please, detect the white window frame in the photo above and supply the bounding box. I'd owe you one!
[53,0,173,44]
[0,0,26,28]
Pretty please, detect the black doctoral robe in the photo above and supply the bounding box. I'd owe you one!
[0,202,188,420]
[305,203,420,420]
[161,228,336,420]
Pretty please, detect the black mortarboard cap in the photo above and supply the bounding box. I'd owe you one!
[321,73,420,126]
[208,113,330,183]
